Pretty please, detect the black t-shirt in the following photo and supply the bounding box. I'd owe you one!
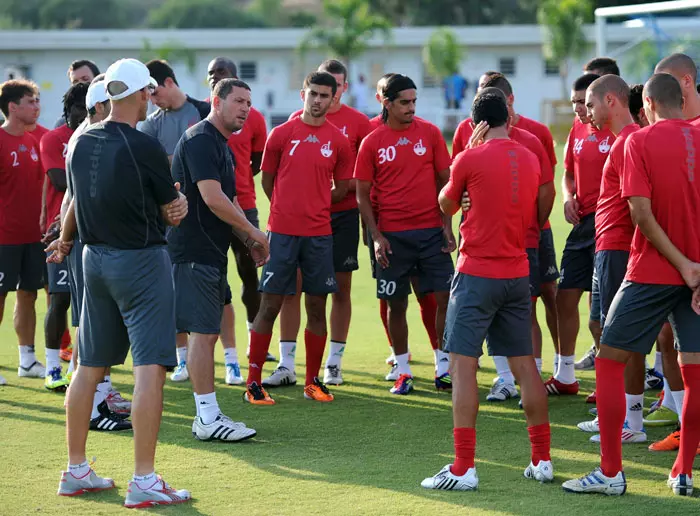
[67,121,177,249]
[167,119,236,271]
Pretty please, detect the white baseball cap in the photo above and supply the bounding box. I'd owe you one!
[86,77,108,109]
[104,58,157,101]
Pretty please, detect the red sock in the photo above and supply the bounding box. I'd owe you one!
[451,427,475,476]
[304,329,327,386]
[671,364,700,478]
[528,423,551,465]
[379,300,391,346]
[417,293,439,350]
[246,330,272,386]
[595,357,626,477]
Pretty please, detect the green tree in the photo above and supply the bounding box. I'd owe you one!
[39,0,129,28]
[422,28,463,83]
[538,0,591,98]
[299,0,392,77]
[140,39,197,75]
[148,0,266,29]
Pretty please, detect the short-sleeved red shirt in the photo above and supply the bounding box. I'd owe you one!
[227,107,267,211]
[261,117,353,236]
[354,118,451,232]
[40,124,73,225]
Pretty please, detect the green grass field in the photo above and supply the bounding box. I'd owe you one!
[0,145,696,515]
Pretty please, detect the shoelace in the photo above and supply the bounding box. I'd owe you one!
[314,379,330,394]
[249,383,266,400]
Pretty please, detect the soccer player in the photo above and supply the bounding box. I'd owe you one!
[655,53,700,123]
[0,80,46,385]
[545,73,614,396]
[244,71,352,405]
[55,58,191,506]
[40,82,87,391]
[584,57,620,77]
[54,60,100,128]
[563,73,700,497]
[355,74,455,395]
[268,59,371,387]
[169,78,266,441]
[628,85,650,127]
[422,89,551,490]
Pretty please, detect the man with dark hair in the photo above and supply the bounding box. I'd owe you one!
[563,73,700,497]
[422,89,551,490]
[169,78,267,441]
[355,74,455,395]
[0,79,45,386]
[628,84,649,127]
[244,71,352,405]
[584,57,620,77]
[54,60,100,128]
[270,59,372,387]
[655,53,700,123]
[207,57,238,92]
[546,73,615,396]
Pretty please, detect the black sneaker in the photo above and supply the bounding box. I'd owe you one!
[89,401,132,431]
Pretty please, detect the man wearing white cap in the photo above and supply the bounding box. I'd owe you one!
[50,58,191,508]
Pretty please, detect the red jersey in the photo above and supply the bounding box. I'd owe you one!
[369,115,383,131]
[443,139,540,279]
[290,104,372,212]
[228,107,266,211]
[29,124,49,142]
[622,119,700,285]
[564,119,615,218]
[354,118,451,232]
[594,124,639,252]
[40,124,73,226]
[0,129,43,244]
[452,117,474,159]
[261,117,353,236]
[513,115,557,167]
[688,114,700,126]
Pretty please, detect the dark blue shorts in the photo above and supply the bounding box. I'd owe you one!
[375,228,454,299]
[590,250,629,326]
[67,239,84,327]
[444,273,532,358]
[79,245,177,368]
[527,248,540,298]
[538,227,559,284]
[260,232,337,296]
[173,262,227,335]
[46,252,71,294]
[331,208,360,273]
[224,283,232,305]
[559,214,595,291]
[0,243,45,293]
[602,281,700,354]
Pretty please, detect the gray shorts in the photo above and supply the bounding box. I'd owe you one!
[0,243,45,293]
[67,239,84,327]
[79,245,177,368]
[602,281,700,354]
[444,273,532,358]
[46,252,71,294]
[527,248,540,298]
[538,227,559,284]
[590,250,629,326]
[173,262,227,335]
[331,208,360,273]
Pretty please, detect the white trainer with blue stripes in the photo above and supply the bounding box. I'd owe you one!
[421,465,478,491]
[668,472,693,496]
[192,413,256,442]
[562,467,626,495]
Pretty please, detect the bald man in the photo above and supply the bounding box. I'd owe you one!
[655,53,700,123]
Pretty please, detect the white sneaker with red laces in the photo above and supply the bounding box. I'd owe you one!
[123,475,191,509]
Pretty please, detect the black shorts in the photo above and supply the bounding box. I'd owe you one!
[79,245,177,368]
[527,248,540,298]
[375,228,454,300]
[67,239,84,327]
[602,281,700,354]
[260,232,337,296]
[590,250,629,326]
[331,208,360,273]
[559,214,595,291]
[444,273,532,358]
[0,243,45,293]
[173,262,227,335]
[538,227,559,284]
[46,252,71,294]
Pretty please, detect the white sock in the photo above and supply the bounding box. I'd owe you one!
[247,321,254,353]
[535,358,543,374]
[19,345,36,368]
[133,471,157,489]
[325,341,346,368]
[68,460,90,478]
[176,346,187,364]
[555,355,576,384]
[91,387,108,419]
[194,392,219,425]
[45,348,61,373]
[279,341,296,370]
[625,393,644,432]
[661,379,676,412]
[395,352,411,376]
[672,390,686,425]
[493,356,515,384]
[223,348,238,365]
[435,349,450,376]
[654,351,663,375]
[553,353,561,376]
[103,375,112,391]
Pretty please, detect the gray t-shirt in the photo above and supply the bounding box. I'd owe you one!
[139,96,210,156]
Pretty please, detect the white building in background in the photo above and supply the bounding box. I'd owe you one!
[0,21,696,129]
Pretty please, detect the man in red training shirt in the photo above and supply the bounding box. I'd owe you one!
[655,53,700,124]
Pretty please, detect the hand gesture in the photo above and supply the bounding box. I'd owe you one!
[246,228,270,267]
[564,198,580,225]
[442,224,457,253]
[166,182,188,226]
[45,238,73,264]
[468,121,489,149]
[461,190,471,212]
[373,233,392,269]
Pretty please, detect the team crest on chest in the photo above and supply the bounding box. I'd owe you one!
[320,141,333,158]
[30,147,38,162]
[598,137,611,154]
[413,139,426,156]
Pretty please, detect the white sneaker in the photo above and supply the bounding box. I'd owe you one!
[262,366,297,387]
[574,345,596,371]
[589,423,646,444]
[385,353,396,365]
[225,363,243,386]
[668,472,694,496]
[421,465,478,491]
[562,467,626,495]
[192,413,256,442]
[385,363,400,382]
[18,360,45,378]
[170,361,189,382]
[524,460,554,483]
[577,417,599,433]
[323,365,343,385]
[123,476,191,509]
[486,377,519,401]
[57,467,116,496]
[0,373,6,385]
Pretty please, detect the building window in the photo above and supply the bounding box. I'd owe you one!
[544,59,560,76]
[499,57,516,76]
[239,61,257,81]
